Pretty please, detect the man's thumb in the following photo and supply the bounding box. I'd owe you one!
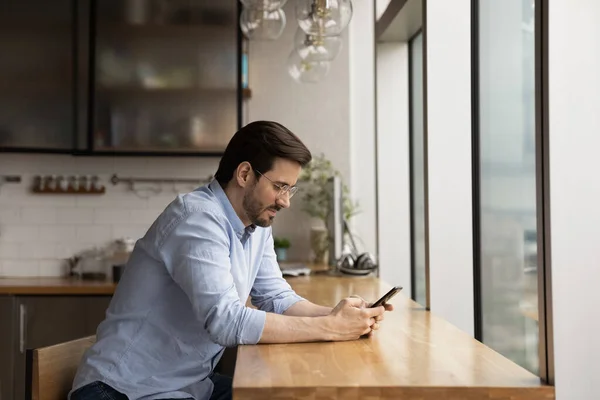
[346,295,367,308]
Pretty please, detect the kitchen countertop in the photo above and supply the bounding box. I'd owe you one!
[2,274,552,399]
[233,275,554,400]
[0,277,116,295]
[0,263,333,296]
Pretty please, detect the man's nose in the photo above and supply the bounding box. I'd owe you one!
[277,193,291,209]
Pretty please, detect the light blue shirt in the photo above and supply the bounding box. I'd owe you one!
[71,180,304,400]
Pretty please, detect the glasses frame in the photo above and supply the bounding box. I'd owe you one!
[254,169,299,199]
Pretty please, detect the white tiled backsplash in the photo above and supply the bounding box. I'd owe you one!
[0,154,218,277]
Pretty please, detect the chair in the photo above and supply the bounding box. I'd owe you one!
[25,335,96,400]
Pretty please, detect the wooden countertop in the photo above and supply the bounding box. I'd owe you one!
[0,262,328,296]
[0,277,116,295]
[233,275,554,400]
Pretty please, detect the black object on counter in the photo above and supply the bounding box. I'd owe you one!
[112,265,125,283]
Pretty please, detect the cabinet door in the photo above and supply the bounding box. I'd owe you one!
[83,296,112,334]
[12,296,87,400]
[0,0,74,151]
[91,0,239,154]
[0,297,16,400]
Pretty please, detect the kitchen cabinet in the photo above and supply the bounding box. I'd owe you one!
[0,295,112,400]
[0,0,243,156]
[0,0,75,152]
[92,0,240,155]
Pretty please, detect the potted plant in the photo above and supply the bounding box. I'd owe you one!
[273,237,291,262]
[299,154,360,265]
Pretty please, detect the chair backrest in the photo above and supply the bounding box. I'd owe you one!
[25,335,96,400]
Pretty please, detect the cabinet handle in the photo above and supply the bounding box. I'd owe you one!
[19,304,27,354]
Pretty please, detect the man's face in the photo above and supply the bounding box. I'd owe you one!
[242,158,301,227]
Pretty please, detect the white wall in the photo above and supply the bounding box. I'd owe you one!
[376,42,411,292]
[0,155,216,276]
[246,0,351,262]
[549,0,600,397]
[349,0,377,258]
[249,0,378,261]
[425,0,474,335]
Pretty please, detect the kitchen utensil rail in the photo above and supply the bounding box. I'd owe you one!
[110,173,213,186]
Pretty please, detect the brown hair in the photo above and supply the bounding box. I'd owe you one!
[215,120,312,186]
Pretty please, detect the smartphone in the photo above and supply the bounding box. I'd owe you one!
[370,286,402,308]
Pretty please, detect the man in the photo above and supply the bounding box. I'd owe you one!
[70,121,392,400]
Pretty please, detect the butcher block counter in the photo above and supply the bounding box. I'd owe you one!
[0,275,553,400]
[232,275,554,400]
[0,277,116,295]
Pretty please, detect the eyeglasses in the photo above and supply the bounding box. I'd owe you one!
[254,169,299,199]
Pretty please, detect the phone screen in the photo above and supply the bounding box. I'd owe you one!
[370,286,402,308]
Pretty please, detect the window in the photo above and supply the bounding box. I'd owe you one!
[409,31,426,306]
[475,0,539,374]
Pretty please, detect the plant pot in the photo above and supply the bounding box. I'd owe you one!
[310,227,329,266]
[275,247,288,262]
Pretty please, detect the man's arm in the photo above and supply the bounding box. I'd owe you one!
[283,300,332,317]
[283,296,393,319]
[161,213,388,346]
[249,231,307,314]
[161,209,266,348]
[259,297,384,343]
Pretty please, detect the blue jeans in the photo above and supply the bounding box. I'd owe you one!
[70,374,232,400]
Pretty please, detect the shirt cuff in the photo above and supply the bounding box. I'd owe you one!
[237,307,267,345]
[275,293,306,315]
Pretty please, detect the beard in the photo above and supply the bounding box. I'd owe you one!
[243,184,281,227]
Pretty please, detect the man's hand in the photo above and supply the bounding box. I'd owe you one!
[322,297,386,341]
[258,295,394,344]
[344,295,395,338]
[367,301,394,337]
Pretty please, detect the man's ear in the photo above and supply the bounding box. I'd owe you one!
[236,162,253,188]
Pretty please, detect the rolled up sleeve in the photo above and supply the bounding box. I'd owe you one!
[160,209,266,347]
[250,230,305,314]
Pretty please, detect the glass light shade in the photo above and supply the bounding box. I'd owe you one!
[294,27,342,62]
[296,0,353,37]
[241,0,288,11]
[287,50,330,83]
[240,8,286,40]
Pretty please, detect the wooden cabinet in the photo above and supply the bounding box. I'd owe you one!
[0,297,15,400]
[0,295,112,400]
[0,0,243,156]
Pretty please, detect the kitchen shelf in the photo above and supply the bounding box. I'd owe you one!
[0,21,70,33]
[95,86,251,99]
[0,83,72,93]
[91,147,226,157]
[32,187,106,195]
[98,23,232,39]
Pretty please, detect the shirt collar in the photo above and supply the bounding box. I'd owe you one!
[209,180,256,240]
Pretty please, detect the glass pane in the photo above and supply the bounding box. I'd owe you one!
[478,0,538,374]
[92,0,238,152]
[0,0,73,150]
[409,32,426,306]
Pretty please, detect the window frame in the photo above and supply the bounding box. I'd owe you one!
[408,28,428,306]
[471,0,554,384]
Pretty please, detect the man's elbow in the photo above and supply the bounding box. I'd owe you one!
[251,298,274,313]
[209,330,239,347]
[204,306,264,347]
[204,314,243,347]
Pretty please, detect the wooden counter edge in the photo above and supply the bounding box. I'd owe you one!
[0,278,117,295]
[0,286,116,295]
[233,384,555,400]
